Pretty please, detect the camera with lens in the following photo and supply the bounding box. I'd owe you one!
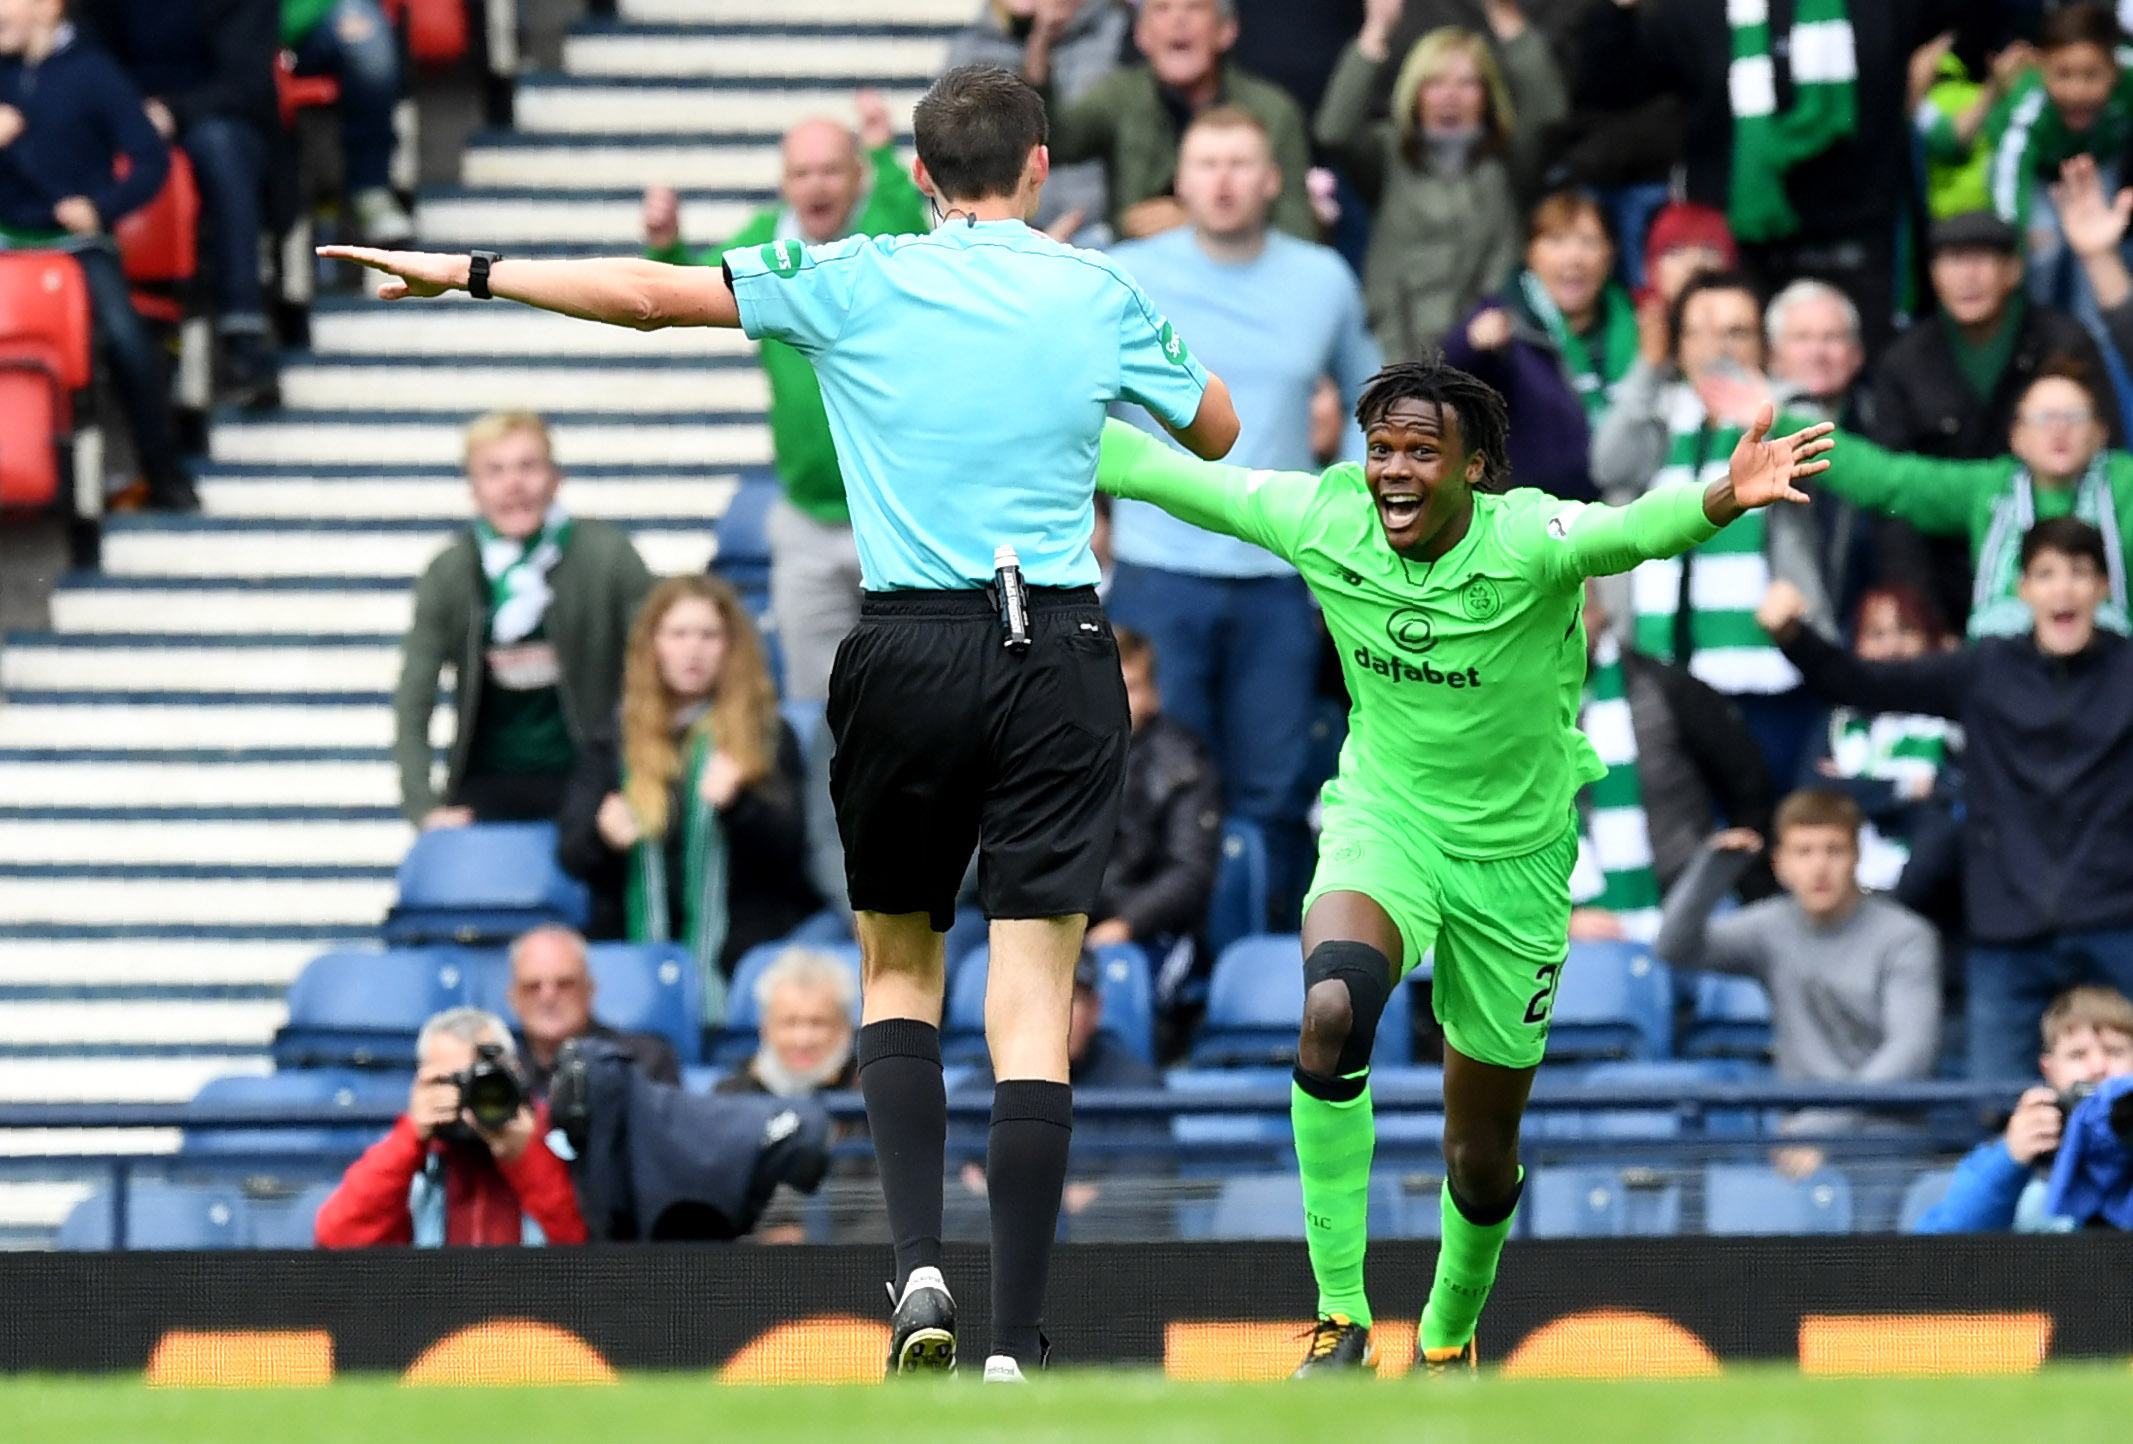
[2054,1080,2097,1121]
[450,1042,527,1134]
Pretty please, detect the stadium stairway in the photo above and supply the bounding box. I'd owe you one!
[0,0,958,1244]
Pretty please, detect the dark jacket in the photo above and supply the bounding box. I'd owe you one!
[519,1022,680,1101]
[1778,623,2133,943]
[1616,648,1778,899]
[1230,0,1363,120]
[0,26,168,234]
[1440,289,1597,502]
[392,520,654,821]
[1096,713,1222,942]
[1576,0,1955,243]
[553,717,821,977]
[77,0,279,133]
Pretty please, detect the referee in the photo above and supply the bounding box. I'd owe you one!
[328,65,1238,1381]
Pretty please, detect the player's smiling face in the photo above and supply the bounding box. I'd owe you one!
[1364,398,1485,561]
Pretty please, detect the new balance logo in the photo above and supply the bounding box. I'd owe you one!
[1352,647,1482,689]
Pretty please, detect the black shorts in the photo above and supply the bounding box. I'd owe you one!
[826,585,1129,932]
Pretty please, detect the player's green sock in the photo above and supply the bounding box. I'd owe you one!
[1419,1169,1524,1352]
[1290,1070,1376,1328]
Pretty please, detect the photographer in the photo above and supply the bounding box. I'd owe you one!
[1913,987,2133,1234]
[315,1009,585,1248]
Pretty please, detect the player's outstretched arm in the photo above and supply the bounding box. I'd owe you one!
[317,247,741,330]
[1095,419,1312,561]
[1703,403,1835,526]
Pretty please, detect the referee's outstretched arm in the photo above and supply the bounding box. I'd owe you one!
[318,247,743,332]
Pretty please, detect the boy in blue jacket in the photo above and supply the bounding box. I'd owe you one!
[1913,986,2133,1233]
[0,0,194,509]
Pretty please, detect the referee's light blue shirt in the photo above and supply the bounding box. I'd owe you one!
[725,218,1211,591]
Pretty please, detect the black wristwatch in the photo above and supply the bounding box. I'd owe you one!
[467,250,502,299]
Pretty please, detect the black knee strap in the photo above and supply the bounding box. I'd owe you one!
[1302,939,1394,1078]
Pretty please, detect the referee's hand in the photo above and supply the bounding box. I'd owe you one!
[318,245,466,300]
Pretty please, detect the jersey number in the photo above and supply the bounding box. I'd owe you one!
[1523,962,1562,1026]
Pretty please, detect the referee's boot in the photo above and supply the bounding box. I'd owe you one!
[885,1266,957,1376]
[1291,1315,1374,1377]
[1417,1337,1479,1378]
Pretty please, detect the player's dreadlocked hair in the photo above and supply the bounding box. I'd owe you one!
[1354,356,1513,493]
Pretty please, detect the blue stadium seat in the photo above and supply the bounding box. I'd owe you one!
[1167,1067,1292,1175]
[1370,1064,1445,1152]
[786,908,852,947]
[710,941,862,1064]
[582,942,704,1065]
[1682,973,1775,1060]
[713,475,778,593]
[272,948,472,1069]
[1704,1163,1854,1235]
[1198,1172,1404,1240]
[1205,817,1269,962]
[246,1182,339,1249]
[779,699,825,758]
[181,1069,402,1161]
[382,823,589,945]
[1527,1166,1683,1238]
[942,907,989,979]
[1547,941,1672,1062]
[1570,1059,1760,1137]
[1191,936,1417,1067]
[682,1065,724,1094]
[945,943,1156,1066]
[1898,1167,1957,1233]
[57,1181,247,1250]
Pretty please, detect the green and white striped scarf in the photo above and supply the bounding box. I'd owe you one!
[1631,387,1801,695]
[624,728,730,1026]
[1970,457,2132,638]
[1989,70,2133,229]
[1825,708,1955,890]
[1519,270,1642,425]
[1572,634,1662,942]
[475,505,572,644]
[1728,0,1857,244]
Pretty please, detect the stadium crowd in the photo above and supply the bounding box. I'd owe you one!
[19,0,2133,1241]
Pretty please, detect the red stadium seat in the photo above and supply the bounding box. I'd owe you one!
[116,150,200,287]
[275,51,342,128]
[0,252,91,507]
[384,0,470,67]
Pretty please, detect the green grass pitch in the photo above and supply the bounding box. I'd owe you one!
[9,1369,2124,1443]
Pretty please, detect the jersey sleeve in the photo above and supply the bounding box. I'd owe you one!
[1500,483,1720,590]
[1110,269,1211,430]
[722,233,866,357]
[1095,420,1315,565]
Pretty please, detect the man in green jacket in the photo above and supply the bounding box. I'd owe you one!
[639,91,930,704]
[394,412,654,829]
[1021,0,1317,243]
[1791,360,2133,639]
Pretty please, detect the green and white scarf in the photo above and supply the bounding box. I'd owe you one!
[1990,70,2133,228]
[1969,457,2131,638]
[1825,709,1956,890]
[1519,270,1641,425]
[1728,0,1857,244]
[1572,634,1662,942]
[475,505,572,644]
[624,727,730,1026]
[1631,386,1802,694]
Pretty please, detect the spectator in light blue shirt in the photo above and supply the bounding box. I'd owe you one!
[1106,104,1381,922]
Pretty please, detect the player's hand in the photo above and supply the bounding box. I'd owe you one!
[408,1069,461,1140]
[1466,307,1513,351]
[595,792,641,851]
[1772,1144,1824,1181]
[1755,579,1811,638]
[855,88,894,152]
[1120,196,1190,239]
[53,196,100,235]
[699,750,744,810]
[316,245,467,299]
[1568,908,1627,942]
[422,805,474,831]
[2052,155,2133,260]
[1717,403,1832,515]
[642,185,681,250]
[2004,1086,2064,1166]
[0,104,22,148]
[1085,918,1133,948]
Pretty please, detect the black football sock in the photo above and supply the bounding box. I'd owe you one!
[856,1019,946,1295]
[986,1078,1074,1364]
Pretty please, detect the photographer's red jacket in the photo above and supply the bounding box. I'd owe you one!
[314,1110,586,1247]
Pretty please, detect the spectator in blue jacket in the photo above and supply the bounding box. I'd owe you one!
[0,0,194,509]
[1913,985,2133,1233]
[80,0,282,408]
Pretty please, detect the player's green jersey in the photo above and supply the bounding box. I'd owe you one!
[1095,421,1726,860]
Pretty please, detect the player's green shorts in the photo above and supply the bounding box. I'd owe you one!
[1302,807,1577,1069]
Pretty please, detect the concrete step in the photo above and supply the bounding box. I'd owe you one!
[309,301,757,357]
[99,521,717,578]
[514,79,924,136]
[0,700,399,752]
[563,30,948,80]
[0,817,408,868]
[279,359,768,414]
[416,191,756,247]
[193,469,739,523]
[619,0,972,24]
[463,138,786,191]
[0,1001,288,1048]
[52,583,414,635]
[0,938,341,989]
[3,640,400,695]
[208,412,769,468]
[0,758,393,810]
[0,1055,268,1104]
[0,873,394,929]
